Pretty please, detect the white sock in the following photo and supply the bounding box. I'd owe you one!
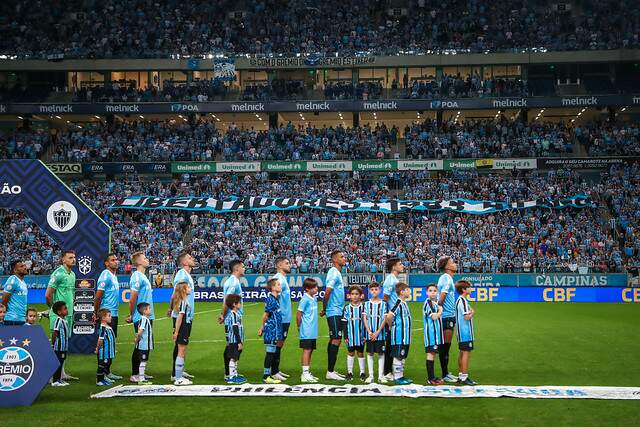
[347,355,354,374]
[302,366,310,374]
[393,358,403,380]
[229,359,237,377]
[367,355,374,377]
[139,361,147,378]
[175,356,184,379]
[378,354,385,378]
[358,357,365,375]
[459,372,468,381]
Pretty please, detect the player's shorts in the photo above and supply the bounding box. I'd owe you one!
[458,341,474,351]
[327,316,343,340]
[425,344,440,354]
[347,344,365,353]
[391,344,410,360]
[366,340,386,354]
[282,322,290,340]
[224,343,242,360]
[173,318,192,345]
[299,339,317,350]
[136,349,150,361]
[442,317,456,331]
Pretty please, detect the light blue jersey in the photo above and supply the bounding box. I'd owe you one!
[455,296,474,343]
[273,272,291,323]
[423,299,444,347]
[97,269,120,317]
[3,275,28,322]
[97,324,116,359]
[223,275,243,315]
[390,300,412,346]
[130,270,154,323]
[382,273,400,310]
[325,266,345,317]
[297,293,318,340]
[437,273,456,318]
[136,316,154,351]
[224,311,244,344]
[173,268,195,322]
[343,304,365,347]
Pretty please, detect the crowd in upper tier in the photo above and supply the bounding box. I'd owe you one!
[1,0,638,59]
[1,167,638,277]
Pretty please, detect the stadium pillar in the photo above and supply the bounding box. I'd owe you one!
[269,113,278,128]
[353,112,359,127]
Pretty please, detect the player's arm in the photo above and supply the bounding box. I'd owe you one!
[128,277,140,323]
[385,300,400,326]
[51,329,59,347]
[93,289,104,321]
[232,317,243,350]
[437,286,447,307]
[167,289,176,317]
[95,336,103,354]
[1,291,10,307]
[173,312,184,341]
[45,273,59,308]
[134,324,144,344]
[219,294,228,324]
[258,311,269,336]
[296,310,303,328]
[382,284,391,303]
[321,287,332,317]
[362,312,373,335]
[374,308,388,337]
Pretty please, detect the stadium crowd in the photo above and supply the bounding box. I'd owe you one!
[1,0,638,59]
[1,168,636,276]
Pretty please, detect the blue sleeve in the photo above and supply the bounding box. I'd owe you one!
[3,277,15,294]
[265,297,276,313]
[437,276,447,294]
[342,305,349,320]
[97,272,108,291]
[173,270,185,287]
[383,278,392,296]
[325,270,337,289]
[390,300,401,315]
[130,273,141,292]
[297,297,308,312]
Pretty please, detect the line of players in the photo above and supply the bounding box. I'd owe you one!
[1,249,476,386]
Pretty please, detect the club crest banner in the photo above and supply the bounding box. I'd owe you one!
[110,194,595,215]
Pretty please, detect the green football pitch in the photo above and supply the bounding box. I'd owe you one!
[6,302,640,426]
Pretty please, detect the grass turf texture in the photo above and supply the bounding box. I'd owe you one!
[5,301,640,426]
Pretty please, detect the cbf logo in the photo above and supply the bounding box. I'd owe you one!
[46,201,78,232]
[0,343,34,392]
[78,256,92,275]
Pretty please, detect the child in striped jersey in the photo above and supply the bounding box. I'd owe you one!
[343,286,366,381]
[132,302,154,385]
[224,294,246,385]
[455,280,477,386]
[95,308,117,386]
[363,281,388,384]
[51,301,69,387]
[423,284,445,385]
[386,282,413,385]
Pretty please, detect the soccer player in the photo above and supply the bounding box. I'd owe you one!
[271,256,292,381]
[169,252,196,381]
[26,308,38,326]
[94,253,122,380]
[382,257,403,380]
[423,283,445,385]
[127,252,155,382]
[95,308,117,386]
[455,280,477,385]
[363,281,388,383]
[172,282,193,385]
[297,278,319,383]
[219,259,244,380]
[132,302,154,385]
[2,259,28,325]
[51,301,69,387]
[321,250,347,380]
[223,294,246,384]
[386,282,412,385]
[436,255,458,383]
[343,286,366,381]
[258,278,284,384]
[46,250,77,381]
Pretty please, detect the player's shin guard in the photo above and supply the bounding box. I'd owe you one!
[367,355,375,377]
[440,343,451,377]
[132,349,141,377]
[272,346,281,373]
[172,344,178,377]
[392,358,403,380]
[229,360,237,378]
[139,361,147,378]
[175,356,185,380]
[264,353,274,379]
[224,353,230,377]
[426,359,435,381]
[327,343,339,372]
[358,357,365,375]
[378,354,385,378]
[347,354,354,374]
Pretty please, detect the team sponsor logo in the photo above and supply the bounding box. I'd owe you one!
[74,289,95,302]
[230,103,265,112]
[105,104,140,113]
[47,164,82,174]
[72,325,95,335]
[38,104,73,113]
[88,164,104,173]
[430,100,459,109]
[561,96,598,106]
[171,104,199,112]
[362,101,398,110]
[491,98,527,108]
[296,101,330,111]
[78,256,92,275]
[73,303,94,312]
[75,279,94,290]
[46,201,78,232]
[0,346,34,392]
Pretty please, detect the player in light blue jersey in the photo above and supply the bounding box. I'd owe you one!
[363,281,388,383]
[386,282,412,385]
[223,294,246,384]
[423,284,444,385]
[132,302,154,385]
[95,308,117,386]
[270,256,292,381]
[382,257,404,379]
[51,301,69,387]
[94,254,120,335]
[127,252,155,382]
[297,278,319,383]
[322,250,347,380]
[219,259,245,380]
[455,280,477,385]
[2,260,29,325]
[170,252,196,382]
[436,255,458,383]
[343,286,366,381]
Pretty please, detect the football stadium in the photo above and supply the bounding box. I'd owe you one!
[1,0,640,425]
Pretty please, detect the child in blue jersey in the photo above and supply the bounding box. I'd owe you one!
[224,294,246,385]
[363,281,388,384]
[51,301,69,387]
[455,280,477,385]
[95,308,117,386]
[343,286,366,381]
[423,284,444,385]
[386,282,412,385]
[172,282,193,386]
[297,278,319,383]
[26,308,39,326]
[258,278,284,384]
[132,303,154,385]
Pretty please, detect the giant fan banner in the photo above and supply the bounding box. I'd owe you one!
[110,194,595,214]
